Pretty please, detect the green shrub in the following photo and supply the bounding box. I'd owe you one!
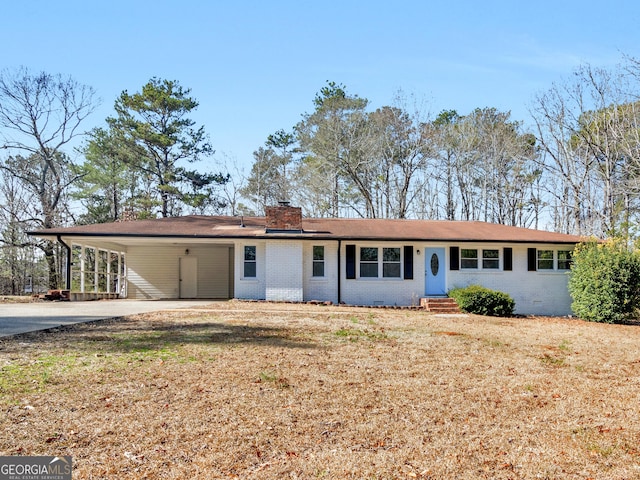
[568,239,640,323]
[448,285,515,317]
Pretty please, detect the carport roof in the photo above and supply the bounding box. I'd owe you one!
[30,215,586,244]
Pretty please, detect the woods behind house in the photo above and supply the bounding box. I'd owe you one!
[3,57,640,292]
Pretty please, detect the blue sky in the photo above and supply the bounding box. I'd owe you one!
[3,1,640,173]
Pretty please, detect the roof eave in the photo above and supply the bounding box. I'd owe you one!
[29,231,583,244]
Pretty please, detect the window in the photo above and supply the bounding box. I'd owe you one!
[356,246,404,278]
[383,248,401,277]
[457,247,501,270]
[558,250,572,270]
[482,249,499,269]
[360,247,378,277]
[312,245,325,277]
[244,246,256,277]
[461,249,478,269]
[537,250,554,270]
[530,248,574,271]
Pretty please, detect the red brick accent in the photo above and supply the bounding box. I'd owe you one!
[265,205,303,231]
[420,297,461,313]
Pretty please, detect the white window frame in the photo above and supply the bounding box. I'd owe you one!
[358,246,402,279]
[536,249,573,271]
[537,249,554,270]
[312,245,325,277]
[360,247,379,278]
[382,247,401,278]
[243,245,257,278]
[460,248,479,269]
[460,247,503,270]
[557,250,572,270]
[482,249,500,269]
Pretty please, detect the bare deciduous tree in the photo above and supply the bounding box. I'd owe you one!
[531,62,640,237]
[368,94,434,219]
[0,67,97,288]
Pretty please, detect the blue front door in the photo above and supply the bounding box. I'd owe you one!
[425,248,446,296]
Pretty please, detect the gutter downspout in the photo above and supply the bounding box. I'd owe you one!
[57,235,71,290]
[337,239,341,305]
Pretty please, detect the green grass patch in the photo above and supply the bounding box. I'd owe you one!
[588,443,616,457]
[334,328,388,342]
[258,371,290,388]
[108,332,185,361]
[0,354,77,397]
[558,339,571,351]
[348,313,378,326]
[540,353,566,367]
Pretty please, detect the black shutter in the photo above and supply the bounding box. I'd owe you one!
[504,247,513,271]
[527,248,537,271]
[346,244,356,279]
[449,246,460,271]
[404,246,413,279]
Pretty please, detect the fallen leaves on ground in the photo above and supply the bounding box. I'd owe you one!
[1,301,640,479]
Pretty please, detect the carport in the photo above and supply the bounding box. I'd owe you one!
[30,227,236,302]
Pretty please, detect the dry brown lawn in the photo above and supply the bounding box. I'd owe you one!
[1,301,640,479]
[0,296,32,303]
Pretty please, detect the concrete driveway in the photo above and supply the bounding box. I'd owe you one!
[0,299,217,337]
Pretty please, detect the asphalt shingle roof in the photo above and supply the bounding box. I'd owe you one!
[30,215,585,244]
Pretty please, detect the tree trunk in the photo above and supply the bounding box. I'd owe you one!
[43,241,60,289]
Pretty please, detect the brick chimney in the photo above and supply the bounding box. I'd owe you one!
[265,202,303,232]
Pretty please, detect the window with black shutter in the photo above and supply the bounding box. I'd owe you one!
[404,246,413,279]
[346,244,356,279]
[527,248,537,271]
[504,247,512,271]
[449,246,460,270]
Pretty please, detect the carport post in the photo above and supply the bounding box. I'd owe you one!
[57,235,72,290]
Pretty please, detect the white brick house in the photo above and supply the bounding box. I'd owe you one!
[31,205,584,315]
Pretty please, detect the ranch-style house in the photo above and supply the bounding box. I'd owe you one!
[30,204,584,315]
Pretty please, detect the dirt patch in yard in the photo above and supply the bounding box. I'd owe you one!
[1,301,640,479]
